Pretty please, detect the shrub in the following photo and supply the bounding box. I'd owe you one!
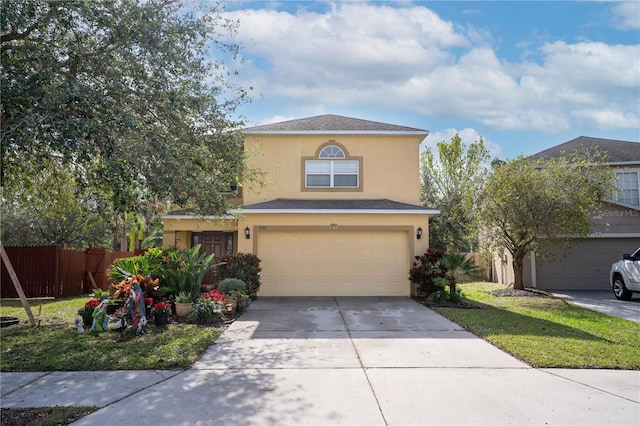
[217,278,247,296]
[188,294,222,324]
[215,253,262,296]
[409,248,447,297]
[108,248,163,282]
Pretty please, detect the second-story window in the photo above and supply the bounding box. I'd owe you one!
[305,145,359,188]
[614,170,640,207]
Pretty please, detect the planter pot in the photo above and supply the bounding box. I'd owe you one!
[154,312,169,326]
[82,310,94,327]
[223,298,237,315]
[174,302,192,317]
[107,301,123,315]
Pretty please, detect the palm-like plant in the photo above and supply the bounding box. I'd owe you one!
[439,253,484,299]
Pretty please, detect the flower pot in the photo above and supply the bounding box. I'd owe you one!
[154,312,169,326]
[82,310,94,326]
[107,301,123,315]
[223,298,237,315]
[174,302,192,317]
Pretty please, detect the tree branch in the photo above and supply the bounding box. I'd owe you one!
[1,1,60,43]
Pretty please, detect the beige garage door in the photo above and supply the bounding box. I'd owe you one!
[258,230,410,296]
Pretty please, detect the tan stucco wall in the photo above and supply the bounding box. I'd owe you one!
[162,218,237,249]
[163,218,238,233]
[237,212,431,259]
[244,134,422,205]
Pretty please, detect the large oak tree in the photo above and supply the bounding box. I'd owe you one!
[478,152,614,289]
[1,0,252,248]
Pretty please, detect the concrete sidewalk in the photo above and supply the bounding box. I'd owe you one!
[1,297,639,425]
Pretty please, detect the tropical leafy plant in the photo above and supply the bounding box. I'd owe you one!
[438,253,484,301]
[409,248,447,296]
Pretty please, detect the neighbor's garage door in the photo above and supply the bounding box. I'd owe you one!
[258,230,410,296]
[536,238,637,291]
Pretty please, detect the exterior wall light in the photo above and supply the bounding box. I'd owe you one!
[244,226,250,239]
[416,227,423,240]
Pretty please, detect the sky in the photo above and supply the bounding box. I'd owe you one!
[216,1,640,160]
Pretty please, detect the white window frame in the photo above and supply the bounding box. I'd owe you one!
[613,169,640,207]
[305,159,359,188]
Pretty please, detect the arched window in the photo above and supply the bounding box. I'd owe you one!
[319,145,345,159]
[305,145,359,188]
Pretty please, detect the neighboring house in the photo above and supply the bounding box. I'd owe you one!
[493,136,640,291]
[162,114,439,296]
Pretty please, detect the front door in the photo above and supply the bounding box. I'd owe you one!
[192,232,234,286]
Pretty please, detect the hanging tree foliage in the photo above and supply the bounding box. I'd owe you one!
[1,0,252,226]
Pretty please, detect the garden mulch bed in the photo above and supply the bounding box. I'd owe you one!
[412,297,480,309]
[412,287,552,309]
[489,287,553,297]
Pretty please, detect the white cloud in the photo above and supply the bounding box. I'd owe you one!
[571,109,639,129]
[609,2,640,30]
[421,128,502,159]
[224,3,640,134]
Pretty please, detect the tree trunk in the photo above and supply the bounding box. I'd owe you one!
[112,211,119,252]
[512,255,525,290]
[120,215,127,252]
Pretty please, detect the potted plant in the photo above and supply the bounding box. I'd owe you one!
[151,301,172,326]
[78,299,100,326]
[174,292,193,317]
[217,278,247,315]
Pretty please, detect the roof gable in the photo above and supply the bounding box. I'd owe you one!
[530,136,640,164]
[244,114,428,136]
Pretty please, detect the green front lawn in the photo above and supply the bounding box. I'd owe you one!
[0,296,222,371]
[2,285,639,372]
[434,283,640,369]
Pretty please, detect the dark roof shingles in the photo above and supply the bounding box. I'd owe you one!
[530,136,640,163]
[243,198,435,211]
[244,114,426,133]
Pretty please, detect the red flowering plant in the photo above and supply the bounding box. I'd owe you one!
[145,298,154,308]
[207,290,225,302]
[151,301,172,316]
[188,291,223,324]
[77,298,100,316]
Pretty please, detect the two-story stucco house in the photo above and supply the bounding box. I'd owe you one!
[492,136,640,291]
[162,114,439,296]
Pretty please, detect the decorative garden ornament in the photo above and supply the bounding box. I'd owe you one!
[90,299,109,332]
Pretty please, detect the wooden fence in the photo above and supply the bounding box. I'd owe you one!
[1,246,141,298]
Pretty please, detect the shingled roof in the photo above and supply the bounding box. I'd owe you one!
[243,198,438,213]
[243,114,428,136]
[530,136,640,164]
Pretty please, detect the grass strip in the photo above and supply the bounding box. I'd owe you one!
[0,407,98,426]
[1,296,222,371]
[434,283,640,369]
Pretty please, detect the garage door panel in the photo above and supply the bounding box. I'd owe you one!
[536,238,639,290]
[258,230,409,296]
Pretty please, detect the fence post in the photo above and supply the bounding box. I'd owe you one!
[0,243,36,326]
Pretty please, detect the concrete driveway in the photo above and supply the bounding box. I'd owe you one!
[551,290,640,323]
[64,297,638,425]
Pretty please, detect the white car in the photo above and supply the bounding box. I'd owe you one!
[610,247,640,300]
